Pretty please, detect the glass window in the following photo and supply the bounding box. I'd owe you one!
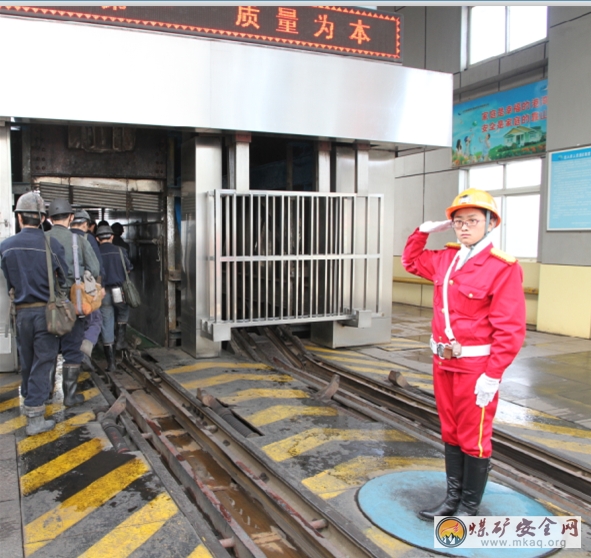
[467,158,541,258]
[508,7,547,52]
[506,159,542,189]
[468,165,503,191]
[470,7,506,65]
[470,6,547,65]
[504,194,540,259]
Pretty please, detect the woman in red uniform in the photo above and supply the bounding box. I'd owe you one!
[402,188,526,518]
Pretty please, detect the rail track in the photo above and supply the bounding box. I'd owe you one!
[233,326,591,519]
[91,325,591,557]
[94,349,393,558]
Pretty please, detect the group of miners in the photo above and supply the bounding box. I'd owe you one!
[0,191,133,436]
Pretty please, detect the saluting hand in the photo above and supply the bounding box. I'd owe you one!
[419,220,452,233]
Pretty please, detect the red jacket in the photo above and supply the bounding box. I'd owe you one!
[402,229,526,379]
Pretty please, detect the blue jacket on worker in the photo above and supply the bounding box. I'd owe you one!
[96,224,133,370]
[0,227,66,304]
[0,192,67,431]
[99,242,132,287]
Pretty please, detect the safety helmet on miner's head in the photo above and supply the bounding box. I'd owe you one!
[446,188,501,226]
[14,191,46,215]
[96,224,113,239]
[47,198,74,218]
[111,222,124,236]
[72,209,91,225]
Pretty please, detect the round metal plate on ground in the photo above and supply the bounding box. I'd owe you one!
[358,471,555,557]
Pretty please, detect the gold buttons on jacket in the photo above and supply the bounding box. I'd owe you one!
[468,293,473,298]
[449,280,454,285]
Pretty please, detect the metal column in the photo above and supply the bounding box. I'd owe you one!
[227,133,251,193]
[181,136,222,358]
[316,141,331,193]
[311,145,395,349]
[0,122,17,371]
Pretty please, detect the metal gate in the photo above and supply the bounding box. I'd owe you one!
[204,189,384,336]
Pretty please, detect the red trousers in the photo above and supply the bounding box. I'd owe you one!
[433,363,499,458]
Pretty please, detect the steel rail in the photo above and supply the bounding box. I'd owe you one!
[113,353,392,558]
[253,326,591,521]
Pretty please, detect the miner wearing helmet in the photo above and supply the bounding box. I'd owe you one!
[45,198,101,407]
[0,191,67,436]
[111,222,130,254]
[71,210,105,373]
[402,188,526,518]
[96,224,133,372]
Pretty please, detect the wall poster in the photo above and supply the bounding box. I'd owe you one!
[452,80,547,167]
[548,147,591,231]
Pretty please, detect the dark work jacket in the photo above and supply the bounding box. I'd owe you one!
[71,229,105,282]
[99,242,132,287]
[113,235,130,254]
[0,227,67,305]
[46,224,100,288]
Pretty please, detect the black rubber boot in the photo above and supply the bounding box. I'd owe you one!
[62,363,85,407]
[454,455,491,516]
[81,353,96,373]
[104,345,117,372]
[45,358,58,404]
[24,405,55,436]
[115,323,128,350]
[419,444,464,520]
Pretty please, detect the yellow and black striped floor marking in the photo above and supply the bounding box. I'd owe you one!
[304,344,410,374]
[301,455,442,500]
[261,428,416,462]
[381,337,430,352]
[0,372,214,558]
[303,343,434,391]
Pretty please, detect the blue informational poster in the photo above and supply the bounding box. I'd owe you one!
[453,80,548,167]
[548,147,591,231]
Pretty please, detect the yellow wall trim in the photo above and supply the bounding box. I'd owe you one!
[537,264,591,339]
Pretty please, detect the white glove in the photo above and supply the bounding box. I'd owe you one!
[474,373,500,407]
[419,220,452,233]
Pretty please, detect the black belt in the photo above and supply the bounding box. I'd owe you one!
[15,302,46,310]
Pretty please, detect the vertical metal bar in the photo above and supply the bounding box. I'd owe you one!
[232,193,237,323]
[310,195,315,317]
[338,196,343,314]
[333,196,338,315]
[208,191,216,320]
[333,197,337,314]
[323,196,328,316]
[295,195,300,319]
[257,195,261,321]
[302,196,306,317]
[287,195,292,318]
[328,196,334,314]
[364,195,370,310]
[249,193,253,321]
[350,196,357,315]
[376,196,384,314]
[315,195,319,316]
[224,194,230,322]
[271,194,275,320]
[280,195,285,320]
[241,194,246,320]
[265,194,269,321]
